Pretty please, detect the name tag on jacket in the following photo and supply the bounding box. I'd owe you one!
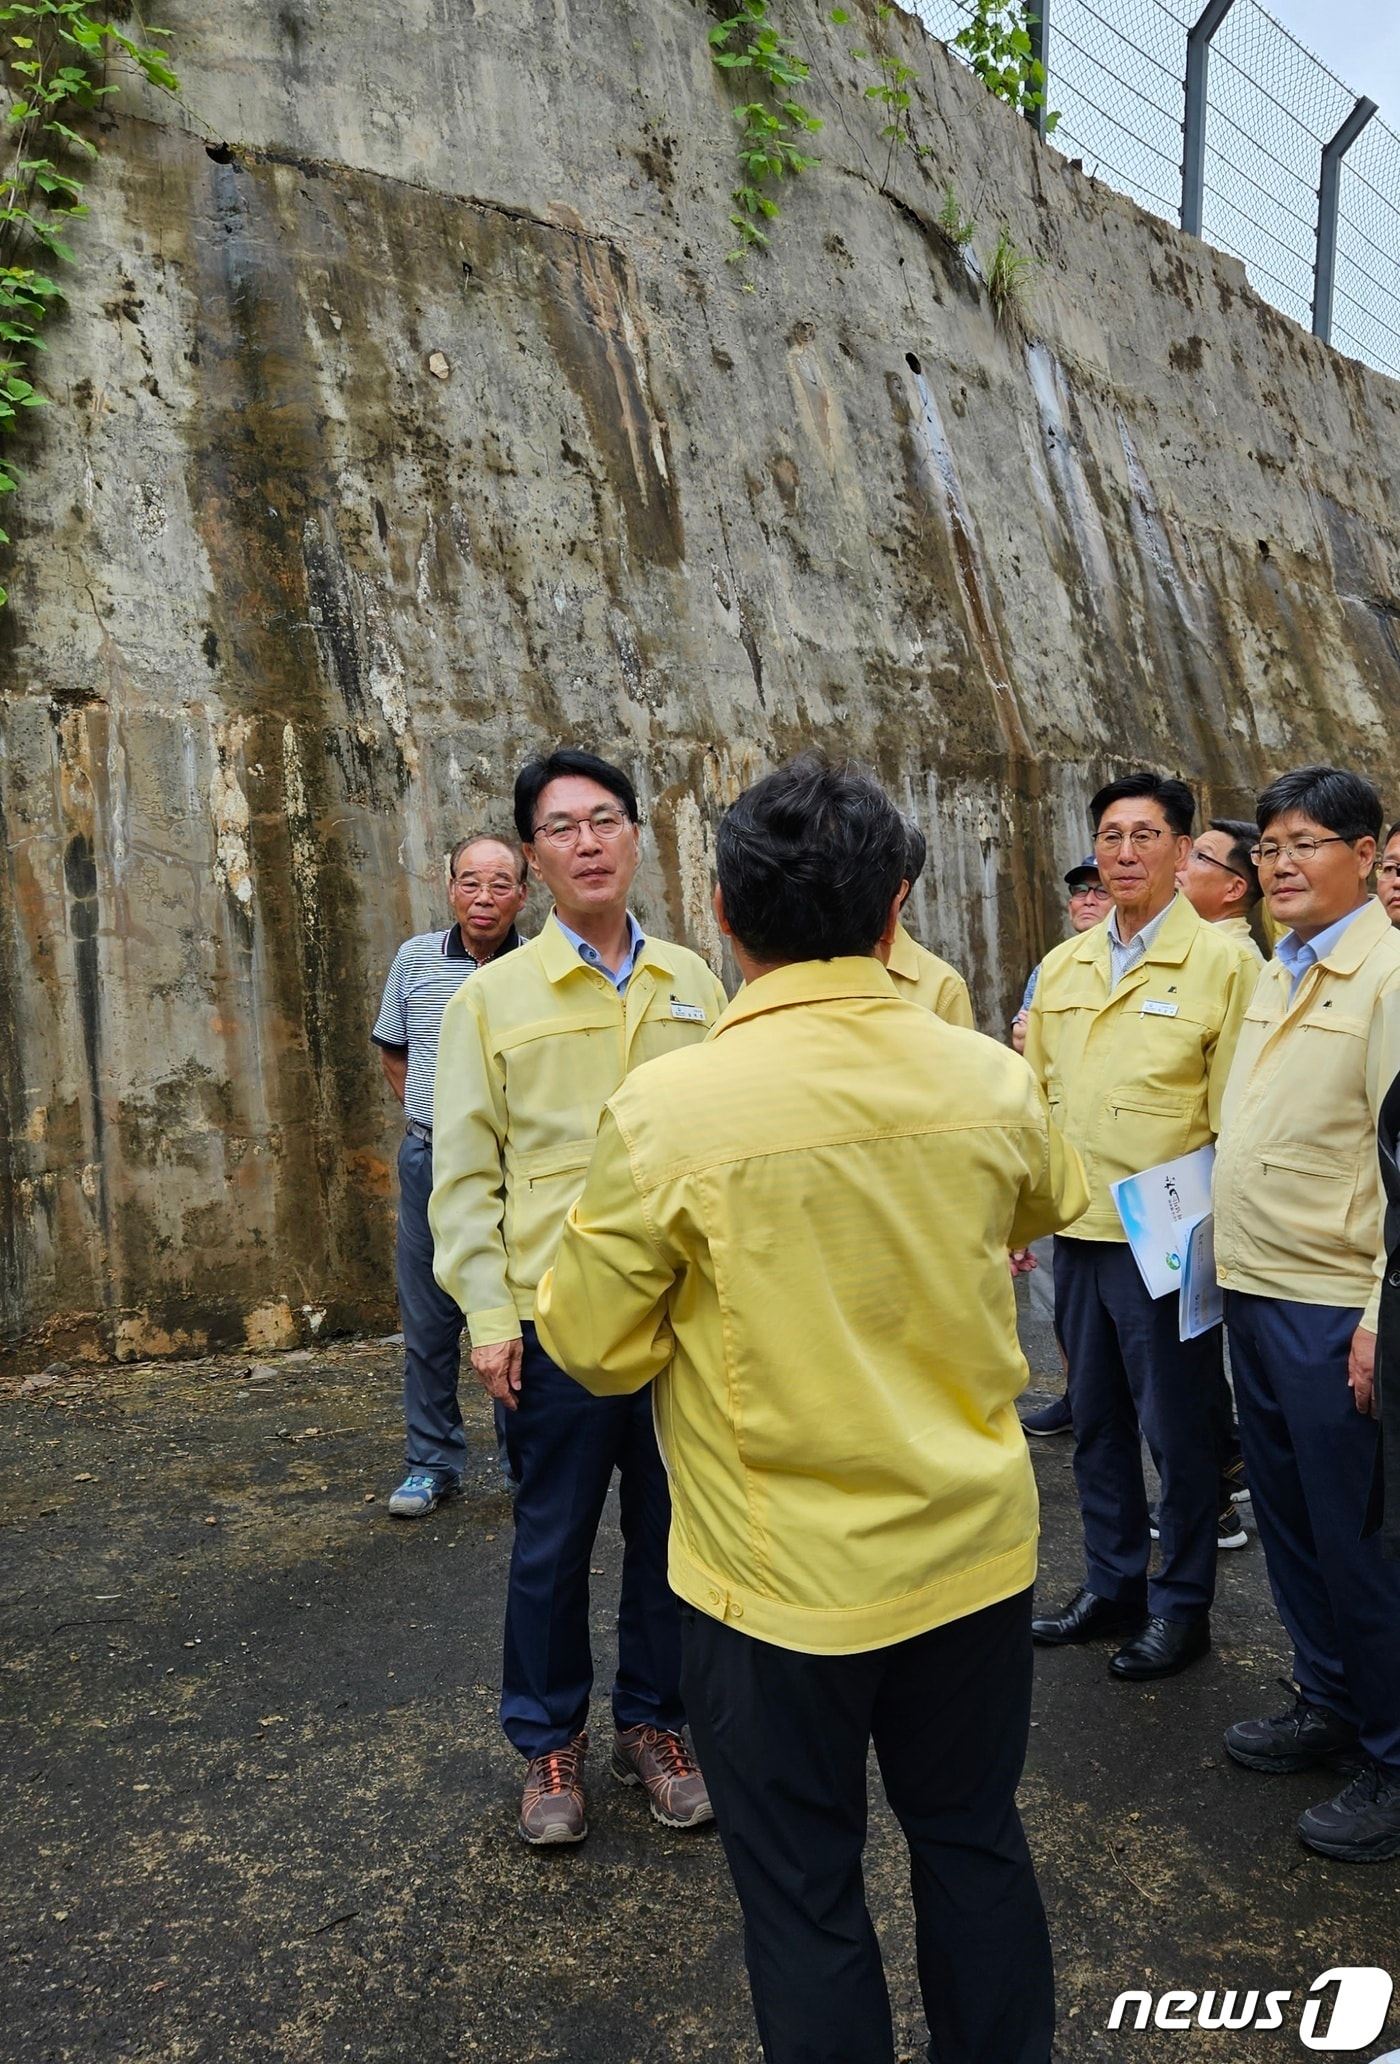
[670,999,708,1023]
[1141,999,1179,1017]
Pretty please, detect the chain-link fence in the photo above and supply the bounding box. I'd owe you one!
[901,0,1400,385]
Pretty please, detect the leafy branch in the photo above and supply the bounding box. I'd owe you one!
[0,2,178,605]
[952,0,1058,132]
[709,0,821,262]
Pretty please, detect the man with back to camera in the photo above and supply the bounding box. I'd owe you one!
[1177,818,1266,965]
[1379,821,1400,929]
[535,754,1089,2064]
[428,749,728,1845]
[885,821,975,1026]
[1013,855,1111,1439]
[1213,766,1400,1862]
[371,835,528,1516]
[1025,771,1251,1679]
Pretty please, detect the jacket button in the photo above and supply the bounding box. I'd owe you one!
[709,1588,721,1605]
[730,1601,744,1620]
[1390,1272,1400,1288]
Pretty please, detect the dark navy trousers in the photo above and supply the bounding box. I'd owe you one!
[681,1591,1053,2064]
[1227,1291,1400,1773]
[396,1131,468,1483]
[500,1323,685,1758]
[1053,1238,1220,1620]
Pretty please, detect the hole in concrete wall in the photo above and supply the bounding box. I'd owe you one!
[905,352,923,375]
[206,143,235,166]
[373,499,388,547]
[1258,540,1271,560]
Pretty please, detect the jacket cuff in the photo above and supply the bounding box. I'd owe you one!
[468,1307,524,1348]
[1362,1287,1381,1334]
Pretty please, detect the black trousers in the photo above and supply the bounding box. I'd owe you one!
[680,1590,1053,2064]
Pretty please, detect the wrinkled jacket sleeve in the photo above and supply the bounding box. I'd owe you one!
[1206,958,1250,1136]
[1009,1081,1090,1249]
[535,1105,678,1394]
[942,971,976,1031]
[428,983,519,1345]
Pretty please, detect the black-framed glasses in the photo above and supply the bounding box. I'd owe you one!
[1187,848,1246,882]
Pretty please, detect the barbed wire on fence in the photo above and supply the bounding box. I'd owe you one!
[894,0,1400,387]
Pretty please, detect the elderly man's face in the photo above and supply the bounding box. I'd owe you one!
[449,839,527,959]
[1093,797,1189,921]
[1066,876,1110,933]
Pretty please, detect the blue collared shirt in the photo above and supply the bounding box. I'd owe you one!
[1273,903,1369,1000]
[553,911,645,993]
[1107,896,1177,991]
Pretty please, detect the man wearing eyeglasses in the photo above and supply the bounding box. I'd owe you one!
[1213,766,1400,1863]
[1378,821,1400,929]
[372,835,529,1517]
[429,748,728,1846]
[1177,819,1267,965]
[1025,771,1251,1679]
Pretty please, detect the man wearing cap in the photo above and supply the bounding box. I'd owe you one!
[372,835,529,1516]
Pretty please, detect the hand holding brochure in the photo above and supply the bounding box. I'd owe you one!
[1109,1145,1215,1300]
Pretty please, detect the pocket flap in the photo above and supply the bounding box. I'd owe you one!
[517,1140,595,1182]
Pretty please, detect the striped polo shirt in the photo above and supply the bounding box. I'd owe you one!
[372,925,520,1129]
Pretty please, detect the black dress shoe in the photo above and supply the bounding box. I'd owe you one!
[1031,1586,1148,1646]
[1109,1614,1211,1680]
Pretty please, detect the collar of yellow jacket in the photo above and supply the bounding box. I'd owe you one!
[716,955,898,1033]
[1071,890,1202,973]
[534,908,678,986]
[886,921,921,982]
[1267,894,1393,982]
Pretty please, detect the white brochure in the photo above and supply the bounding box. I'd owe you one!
[1109,1143,1216,1301]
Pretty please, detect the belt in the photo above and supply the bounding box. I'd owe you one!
[406,1119,433,1144]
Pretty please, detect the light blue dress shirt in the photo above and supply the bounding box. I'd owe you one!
[1273,902,1369,1000]
[553,911,645,993]
[1107,895,1177,991]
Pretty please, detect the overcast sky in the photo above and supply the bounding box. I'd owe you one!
[1270,1,1400,120]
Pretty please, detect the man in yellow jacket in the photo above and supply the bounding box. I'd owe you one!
[1213,765,1400,1864]
[1025,771,1252,1679]
[537,755,1088,2064]
[884,820,976,1025]
[429,749,727,1847]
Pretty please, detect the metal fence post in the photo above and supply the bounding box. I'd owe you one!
[1312,95,1378,343]
[1181,0,1236,238]
[1025,1,1048,142]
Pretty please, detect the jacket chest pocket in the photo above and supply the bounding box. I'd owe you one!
[516,1141,596,1191]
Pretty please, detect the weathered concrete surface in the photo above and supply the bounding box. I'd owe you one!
[5,0,1400,1360]
[3,1320,1396,2062]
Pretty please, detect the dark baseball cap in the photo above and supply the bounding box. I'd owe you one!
[1064,856,1102,887]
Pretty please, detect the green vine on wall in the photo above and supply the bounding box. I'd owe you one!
[953,0,1057,133]
[0,2,179,606]
[708,0,822,262]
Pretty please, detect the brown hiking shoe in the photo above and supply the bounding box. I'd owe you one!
[518,1733,588,1846]
[611,1725,714,1829]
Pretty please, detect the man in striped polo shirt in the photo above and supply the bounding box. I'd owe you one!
[372,835,529,1515]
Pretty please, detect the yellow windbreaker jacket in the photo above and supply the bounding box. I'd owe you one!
[887,921,975,1027]
[1215,914,1265,966]
[1023,895,1252,1242]
[535,958,1089,1655]
[428,916,728,1344]
[1214,897,1400,1329]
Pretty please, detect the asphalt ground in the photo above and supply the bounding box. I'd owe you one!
[3,1304,1397,2064]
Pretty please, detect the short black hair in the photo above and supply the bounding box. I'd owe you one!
[514,750,639,844]
[1255,765,1383,843]
[717,754,909,962]
[1089,770,1195,838]
[902,819,927,890]
[1389,822,1400,845]
[1209,818,1261,907]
